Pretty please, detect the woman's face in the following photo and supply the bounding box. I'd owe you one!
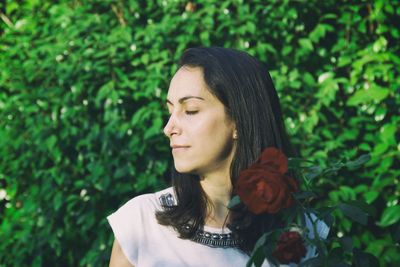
[164,66,236,177]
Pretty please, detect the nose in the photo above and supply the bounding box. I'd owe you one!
[163,113,179,137]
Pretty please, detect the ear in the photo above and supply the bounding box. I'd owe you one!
[233,130,238,140]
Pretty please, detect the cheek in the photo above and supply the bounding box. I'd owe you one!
[194,116,225,138]
[194,115,233,148]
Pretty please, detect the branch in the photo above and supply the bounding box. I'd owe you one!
[111,3,126,26]
[0,11,14,28]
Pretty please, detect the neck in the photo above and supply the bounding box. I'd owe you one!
[200,172,232,228]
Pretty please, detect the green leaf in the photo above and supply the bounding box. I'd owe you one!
[298,256,322,267]
[46,135,57,150]
[338,55,352,67]
[339,203,368,225]
[339,236,353,252]
[247,232,274,267]
[95,81,114,105]
[346,200,375,216]
[309,24,333,43]
[253,232,268,250]
[299,38,314,51]
[288,157,314,169]
[304,166,323,180]
[227,195,241,208]
[317,207,336,227]
[363,191,379,204]
[282,46,292,56]
[347,86,390,106]
[379,206,400,227]
[318,72,334,83]
[372,36,388,52]
[321,13,337,20]
[294,191,317,200]
[303,72,315,86]
[380,123,397,145]
[353,248,380,267]
[200,31,210,45]
[141,53,150,64]
[345,154,371,169]
[246,245,266,267]
[393,223,400,243]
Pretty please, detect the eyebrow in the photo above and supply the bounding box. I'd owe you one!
[166,96,205,105]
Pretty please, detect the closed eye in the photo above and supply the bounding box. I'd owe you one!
[185,110,198,115]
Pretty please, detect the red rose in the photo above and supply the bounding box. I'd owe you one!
[256,147,288,174]
[235,148,298,214]
[236,165,298,214]
[272,231,307,264]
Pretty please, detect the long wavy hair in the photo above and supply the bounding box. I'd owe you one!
[156,47,296,254]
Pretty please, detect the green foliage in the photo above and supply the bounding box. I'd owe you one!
[0,0,399,266]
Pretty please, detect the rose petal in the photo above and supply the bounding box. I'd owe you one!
[257,147,288,174]
[272,231,306,264]
[236,167,296,214]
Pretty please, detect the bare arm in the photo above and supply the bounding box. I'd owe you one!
[109,239,134,267]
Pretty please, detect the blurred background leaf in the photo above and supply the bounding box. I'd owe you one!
[0,0,399,266]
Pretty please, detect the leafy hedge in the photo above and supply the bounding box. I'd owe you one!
[0,0,398,266]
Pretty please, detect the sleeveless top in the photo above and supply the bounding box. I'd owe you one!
[107,187,329,267]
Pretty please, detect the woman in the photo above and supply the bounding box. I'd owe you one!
[108,47,315,267]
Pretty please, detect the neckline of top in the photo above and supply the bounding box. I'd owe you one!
[203,224,232,233]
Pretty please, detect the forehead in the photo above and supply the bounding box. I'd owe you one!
[167,66,215,103]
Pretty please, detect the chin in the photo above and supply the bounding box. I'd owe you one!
[174,166,192,174]
[173,162,196,174]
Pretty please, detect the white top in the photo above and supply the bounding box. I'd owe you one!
[107,187,329,267]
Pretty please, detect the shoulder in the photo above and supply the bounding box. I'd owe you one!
[133,186,175,208]
[109,187,175,219]
[106,187,175,266]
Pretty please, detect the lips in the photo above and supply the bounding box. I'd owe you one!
[171,145,190,152]
[171,145,189,149]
